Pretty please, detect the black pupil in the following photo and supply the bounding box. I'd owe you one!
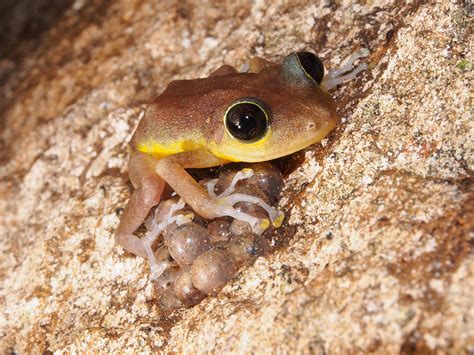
[297,52,324,84]
[225,102,267,142]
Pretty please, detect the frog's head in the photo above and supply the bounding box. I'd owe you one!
[208,52,338,162]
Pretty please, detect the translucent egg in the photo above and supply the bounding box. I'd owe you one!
[226,234,271,266]
[164,223,210,267]
[230,204,275,236]
[157,288,184,311]
[207,217,232,243]
[145,197,179,230]
[191,250,237,295]
[245,162,284,203]
[154,266,179,291]
[173,267,206,307]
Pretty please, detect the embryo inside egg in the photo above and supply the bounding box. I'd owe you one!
[148,162,285,310]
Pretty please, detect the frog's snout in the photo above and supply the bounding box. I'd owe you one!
[305,115,327,132]
[304,109,338,136]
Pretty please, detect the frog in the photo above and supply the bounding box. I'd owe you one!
[115,49,369,258]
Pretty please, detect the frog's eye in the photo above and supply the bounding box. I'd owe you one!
[224,100,269,142]
[281,51,325,85]
[295,52,324,84]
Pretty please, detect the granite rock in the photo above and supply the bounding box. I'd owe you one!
[0,0,472,353]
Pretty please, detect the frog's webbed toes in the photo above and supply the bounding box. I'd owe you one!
[322,48,370,90]
[206,168,285,235]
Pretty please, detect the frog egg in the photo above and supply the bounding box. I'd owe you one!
[213,173,271,204]
[164,223,211,267]
[233,183,271,205]
[153,245,179,270]
[154,266,179,291]
[177,204,208,227]
[226,234,270,267]
[209,169,237,196]
[213,163,283,203]
[173,267,206,307]
[191,250,237,295]
[246,162,284,204]
[230,216,253,236]
[154,267,185,310]
[207,217,232,243]
[162,222,179,241]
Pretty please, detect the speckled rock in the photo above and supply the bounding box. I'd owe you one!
[0,0,472,353]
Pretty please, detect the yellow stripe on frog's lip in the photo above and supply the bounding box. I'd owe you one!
[208,127,272,162]
[210,119,336,162]
[136,137,207,158]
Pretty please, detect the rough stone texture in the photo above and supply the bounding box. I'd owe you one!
[0,0,472,353]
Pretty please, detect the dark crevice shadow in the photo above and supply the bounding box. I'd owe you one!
[0,0,75,61]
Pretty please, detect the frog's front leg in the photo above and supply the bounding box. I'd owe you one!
[155,150,227,219]
[115,152,165,257]
[155,150,280,234]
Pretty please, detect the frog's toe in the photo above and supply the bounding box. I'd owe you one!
[322,48,370,90]
[212,193,284,235]
[214,199,270,235]
[206,168,285,234]
[221,192,284,228]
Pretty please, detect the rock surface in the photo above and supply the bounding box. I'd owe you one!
[0,0,472,353]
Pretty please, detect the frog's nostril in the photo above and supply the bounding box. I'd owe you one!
[307,122,316,130]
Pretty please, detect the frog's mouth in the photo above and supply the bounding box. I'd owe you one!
[210,118,336,163]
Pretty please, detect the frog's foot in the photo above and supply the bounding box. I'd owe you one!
[322,48,370,90]
[218,193,285,230]
[206,168,254,198]
[142,198,194,280]
[207,168,285,234]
